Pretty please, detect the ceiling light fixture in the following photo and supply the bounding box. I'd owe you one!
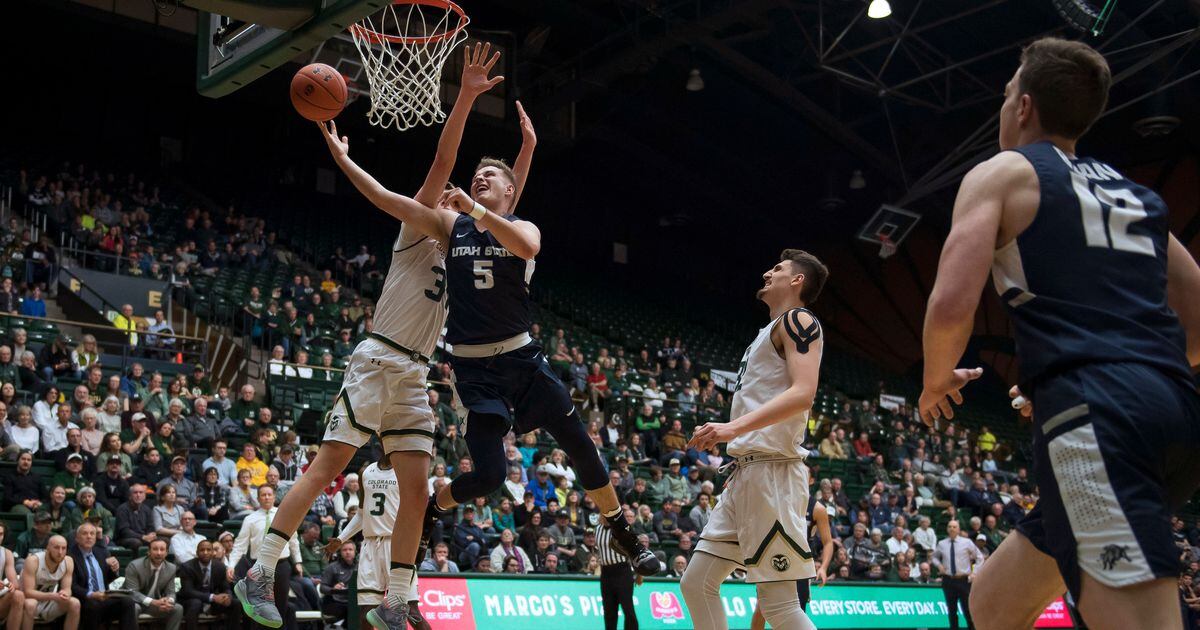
[686,68,705,92]
[868,0,892,19]
[849,169,866,190]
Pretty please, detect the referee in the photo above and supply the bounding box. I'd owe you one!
[597,516,640,630]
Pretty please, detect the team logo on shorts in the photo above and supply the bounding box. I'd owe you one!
[1100,544,1130,570]
[326,412,340,432]
[771,554,790,572]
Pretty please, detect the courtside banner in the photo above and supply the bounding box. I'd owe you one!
[413,575,1048,629]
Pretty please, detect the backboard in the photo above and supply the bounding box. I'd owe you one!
[858,204,921,248]
[192,0,384,97]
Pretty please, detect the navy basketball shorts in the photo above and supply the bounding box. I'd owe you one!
[1017,361,1200,601]
[449,342,575,435]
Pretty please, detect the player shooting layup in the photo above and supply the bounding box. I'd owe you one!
[919,38,1200,630]
[235,43,519,629]
[681,250,829,630]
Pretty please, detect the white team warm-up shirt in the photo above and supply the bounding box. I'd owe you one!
[338,462,400,539]
[726,310,821,459]
[372,224,448,359]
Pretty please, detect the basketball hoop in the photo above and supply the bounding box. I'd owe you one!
[878,235,898,259]
[349,0,470,131]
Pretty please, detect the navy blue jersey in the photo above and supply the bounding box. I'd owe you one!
[992,141,1190,386]
[445,214,535,345]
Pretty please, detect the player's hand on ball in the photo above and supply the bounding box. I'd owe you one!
[688,422,736,451]
[460,42,504,96]
[318,120,349,158]
[919,367,984,427]
[1009,385,1033,418]
[323,537,342,558]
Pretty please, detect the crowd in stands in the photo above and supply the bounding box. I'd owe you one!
[8,159,1200,629]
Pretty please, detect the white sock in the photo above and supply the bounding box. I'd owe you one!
[252,529,289,579]
[386,563,416,607]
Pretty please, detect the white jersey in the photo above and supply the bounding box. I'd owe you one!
[726,309,821,458]
[372,224,448,359]
[359,462,400,538]
[33,551,67,592]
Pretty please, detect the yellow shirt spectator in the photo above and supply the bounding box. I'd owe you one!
[977,428,997,452]
[237,443,269,486]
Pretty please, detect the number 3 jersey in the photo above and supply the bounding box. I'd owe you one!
[994,141,1190,386]
[445,213,535,346]
[374,223,448,359]
[359,462,400,538]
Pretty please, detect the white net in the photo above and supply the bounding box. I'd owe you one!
[350,1,469,131]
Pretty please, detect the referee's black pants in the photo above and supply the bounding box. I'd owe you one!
[600,563,638,630]
[941,575,974,630]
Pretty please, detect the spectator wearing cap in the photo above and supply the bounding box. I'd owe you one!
[527,465,556,509]
[64,486,115,543]
[51,452,89,502]
[190,364,213,398]
[3,449,43,514]
[94,453,132,513]
[439,422,469,468]
[612,455,635,493]
[575,528,599,573]
[663,459,689,504]
[453,505,487,569]
[514,491,543,528]
[15,510,54,559]
[158,454,203,510]
[548,510,578,567]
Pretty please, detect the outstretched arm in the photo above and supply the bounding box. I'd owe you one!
[415,42,505,207]
[509,100,537,213]
[319,120,456,244]
[918,154,1021,425]
[687,309,822,451]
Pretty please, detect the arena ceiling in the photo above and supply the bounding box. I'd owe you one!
[16,0,1200,380]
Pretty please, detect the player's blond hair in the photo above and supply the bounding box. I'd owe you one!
[475,158,515,185]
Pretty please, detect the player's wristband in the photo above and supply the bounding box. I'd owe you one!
[468,202,487,221]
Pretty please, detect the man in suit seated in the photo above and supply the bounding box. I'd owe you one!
[124,538,184,630]
[178,538,236,630]
[69,521,138,630]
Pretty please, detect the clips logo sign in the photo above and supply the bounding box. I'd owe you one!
[649,591,685,623]
[417,578,474,629]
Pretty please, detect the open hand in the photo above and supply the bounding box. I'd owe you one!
[460,42,503,96]
[516,100,536,146]
[919,367,984,426]
[319,120,350,158]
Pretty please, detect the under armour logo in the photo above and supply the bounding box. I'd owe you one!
[1100,544,1130,570]
[771,554,790,572]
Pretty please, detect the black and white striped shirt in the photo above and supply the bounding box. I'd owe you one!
[595,525,628,567]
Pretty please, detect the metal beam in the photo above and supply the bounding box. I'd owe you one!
[697,33,902,185]
[533,0,784,115]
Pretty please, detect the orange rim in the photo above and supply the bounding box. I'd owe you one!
[350,0,469,45]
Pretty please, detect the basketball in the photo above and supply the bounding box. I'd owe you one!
[290,63,347,122]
